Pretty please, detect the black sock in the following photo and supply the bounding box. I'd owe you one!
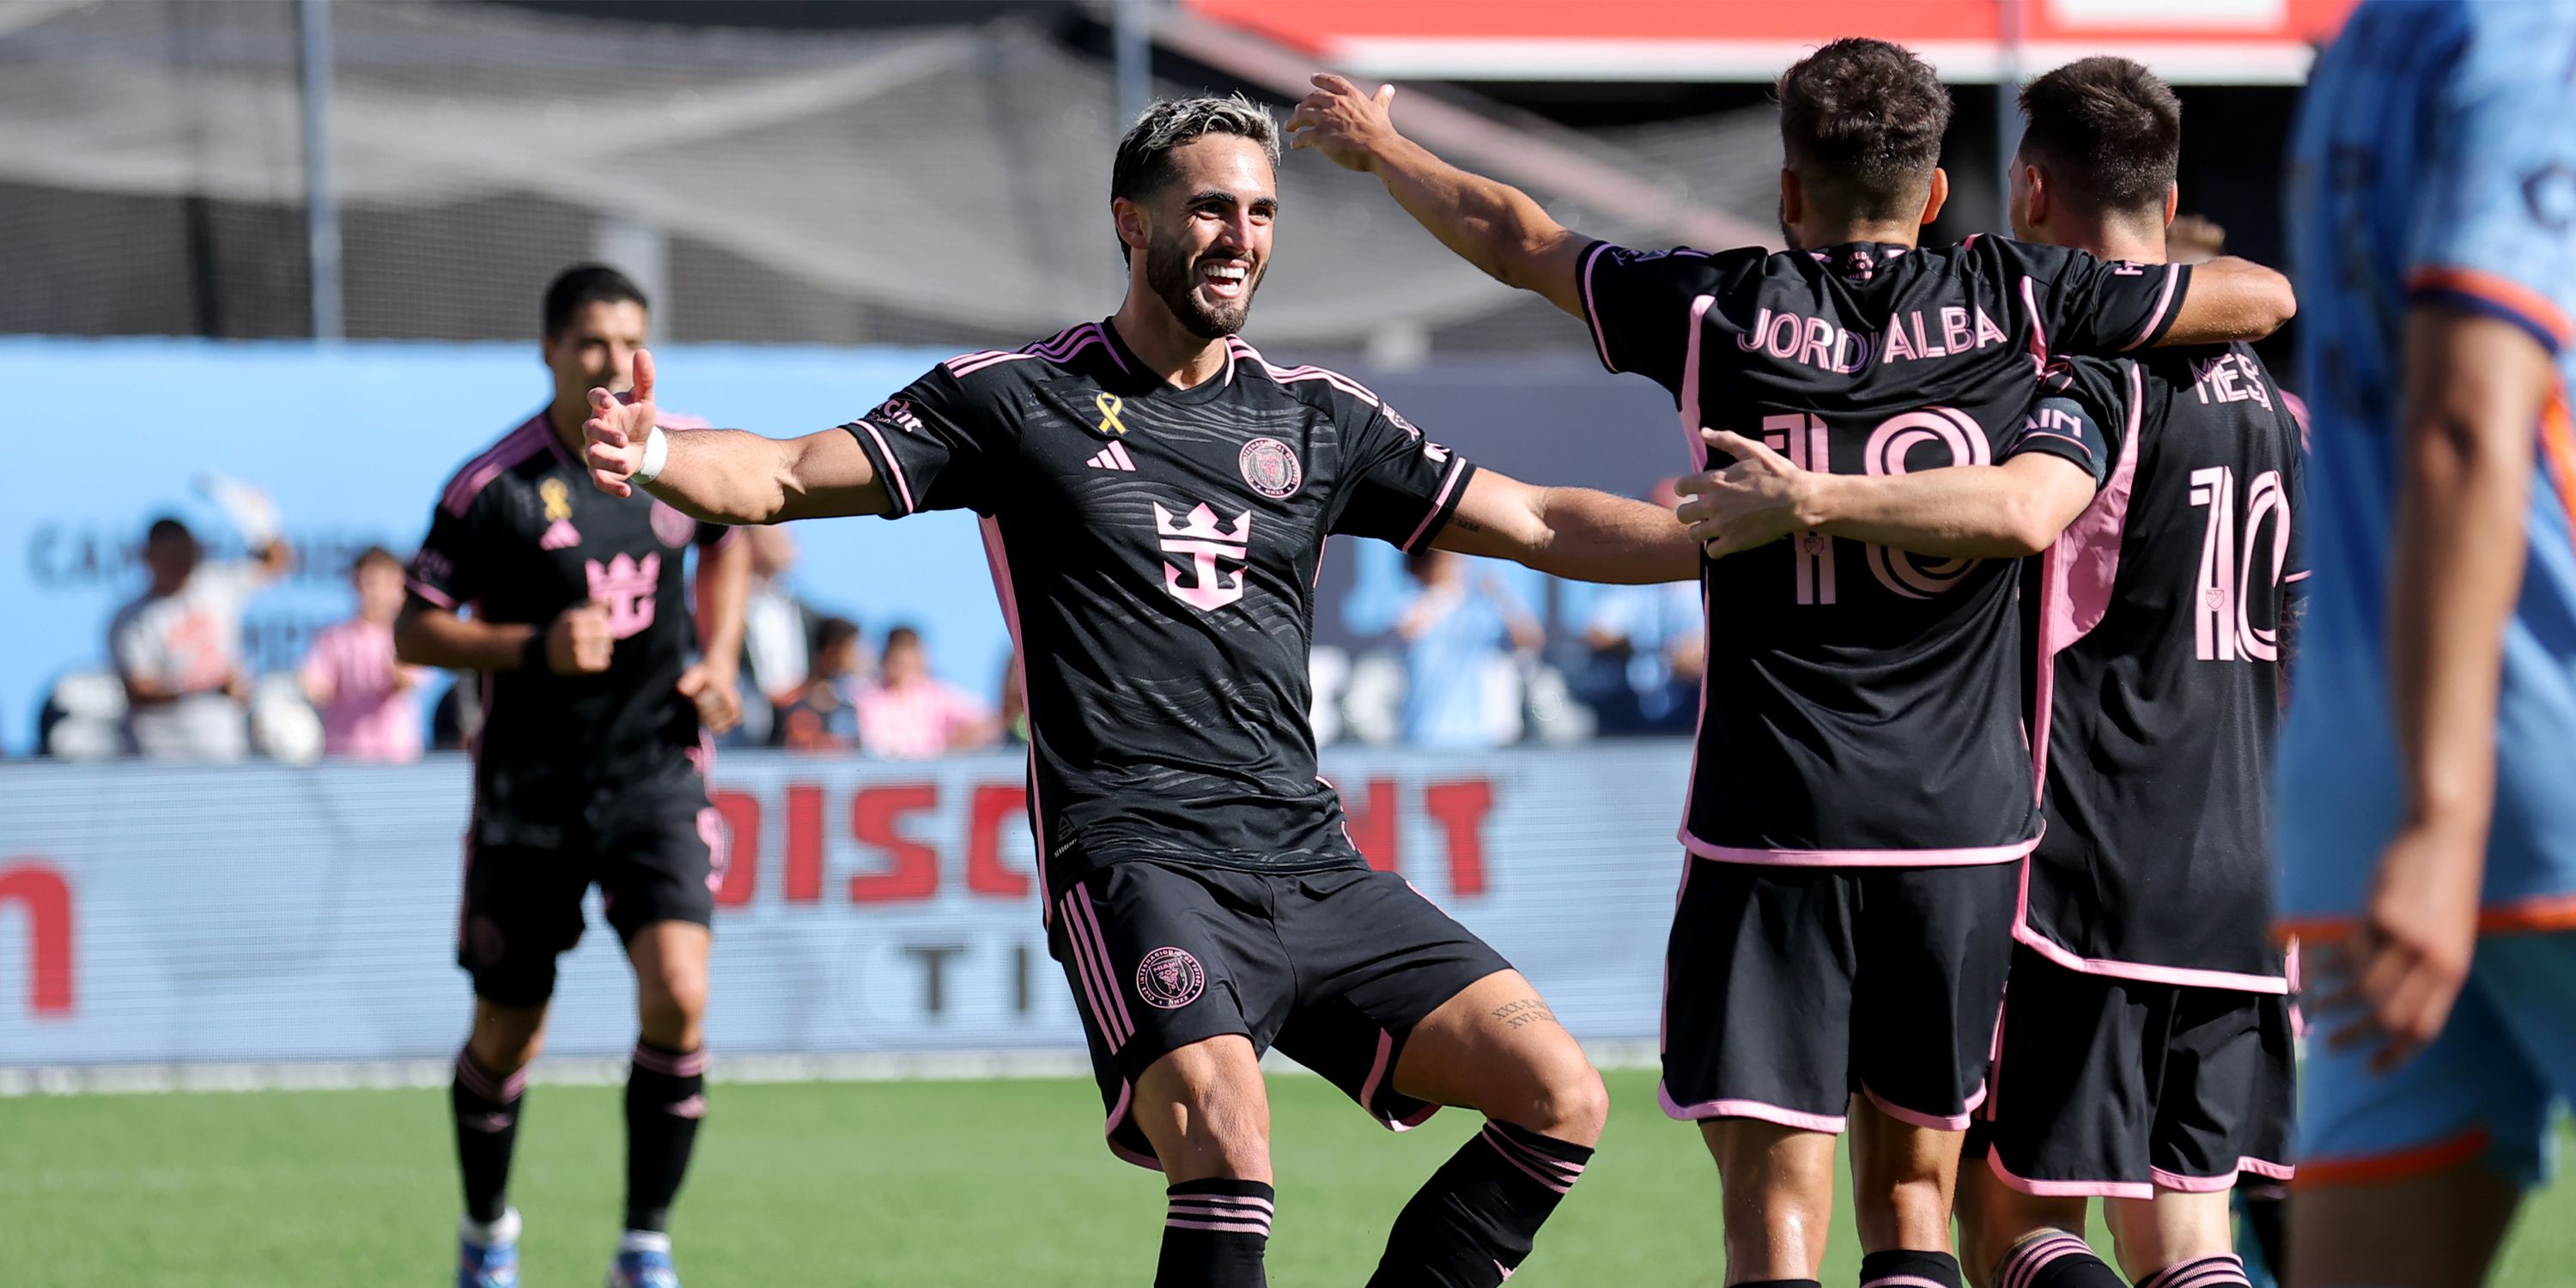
[1157,1177,1273,1287]
[1992,1230,2123,1288]
[2239,1188,2287,1284]
[622,1041,708,1233]
[1860,1249,1964,1288]
[1367,1119,1594,1287]
[450,1048,526,1225]
[2139,1255,2251,1288]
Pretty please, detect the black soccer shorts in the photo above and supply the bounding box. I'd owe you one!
[456,769,726,1007]
[1048,857,1513,1169]
[1964,945,2296,1196]
[1659,855,2020,1133]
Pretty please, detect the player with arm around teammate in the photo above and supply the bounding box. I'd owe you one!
[396,266,751,1288]
[587,97,1698,1288]
[1291,39,2293,1288]
[1679,58,2305,1288]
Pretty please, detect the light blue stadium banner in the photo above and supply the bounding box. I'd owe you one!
[0,745,1690,1066]
[1,338,1013,755]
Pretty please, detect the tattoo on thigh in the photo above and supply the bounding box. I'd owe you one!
[1491,998,1558,1030]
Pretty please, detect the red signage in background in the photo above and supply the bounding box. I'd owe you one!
[699,777,1501,910]
[0,860,74,1017]
[1183,0,2360,83]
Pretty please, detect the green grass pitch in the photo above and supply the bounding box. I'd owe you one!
[3,1068,2570,1285]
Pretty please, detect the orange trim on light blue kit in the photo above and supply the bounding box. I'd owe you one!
[2408,266,2574,348]
[2542,380,2574,567]
[2279,888,2576,943]
[2293,1128,2491,1189]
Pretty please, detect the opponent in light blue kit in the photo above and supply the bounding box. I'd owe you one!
[2280,1,2576,1283]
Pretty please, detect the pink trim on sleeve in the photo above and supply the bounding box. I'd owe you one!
[850,420,917,514]
[1401,457,1471,552]
[2122,263,2184,351]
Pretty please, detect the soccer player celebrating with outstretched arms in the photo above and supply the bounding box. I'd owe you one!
[587,96,1700,1288]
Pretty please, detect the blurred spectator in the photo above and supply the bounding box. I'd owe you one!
[726,526,823,746]
[38,671,126,762]
[1567,480,1702,735]
[109,513,289,761]
[855,625,999,758]
[1394,547,1542,750]
[298,546,428,762]
[1577,581,1704,734]
[776,617,863,753]
[738,526,823,702]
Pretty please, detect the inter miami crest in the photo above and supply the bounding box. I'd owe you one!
[1135,946,1206,1010]
[1237,437,1302,499]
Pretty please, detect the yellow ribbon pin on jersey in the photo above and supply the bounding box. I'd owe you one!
[1094,392,1129,437]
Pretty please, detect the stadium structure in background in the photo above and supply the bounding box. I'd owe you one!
[1,0,2332,361]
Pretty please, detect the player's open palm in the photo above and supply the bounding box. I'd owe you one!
[1286,74,1398,173]
[1676,428,1813,559]
[584,349,661,497]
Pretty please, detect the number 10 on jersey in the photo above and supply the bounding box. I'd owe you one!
[2189,465,2292,663]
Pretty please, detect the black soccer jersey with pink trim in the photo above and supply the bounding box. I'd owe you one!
[407,412,732,841]
[1577,236,2192,863]
[2020,347,2306,989]
[841,320,1474,896]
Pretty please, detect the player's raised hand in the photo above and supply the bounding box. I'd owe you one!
[1285,74,1399,173]
[1675,428,1814,559]
[584,348,661,497]
[545,602,616,675]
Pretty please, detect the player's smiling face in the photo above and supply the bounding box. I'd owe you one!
[1136,135,1277,340]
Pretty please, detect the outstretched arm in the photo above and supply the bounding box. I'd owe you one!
[1676,428,2097,560]
[2159,257,2296,346]
[1437,470,1699,584]
[584,349,892,523]
[1287,75,1589,319]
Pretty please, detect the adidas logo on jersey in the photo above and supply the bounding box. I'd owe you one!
[1085,441,1138,471]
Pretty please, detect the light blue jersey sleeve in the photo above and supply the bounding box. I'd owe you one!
[2404,4,2576,355]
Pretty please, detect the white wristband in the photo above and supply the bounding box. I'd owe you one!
[633,424,670,485]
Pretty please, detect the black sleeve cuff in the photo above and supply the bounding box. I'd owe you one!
[1576,240,1623,376]
[1400,459,1479,552]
